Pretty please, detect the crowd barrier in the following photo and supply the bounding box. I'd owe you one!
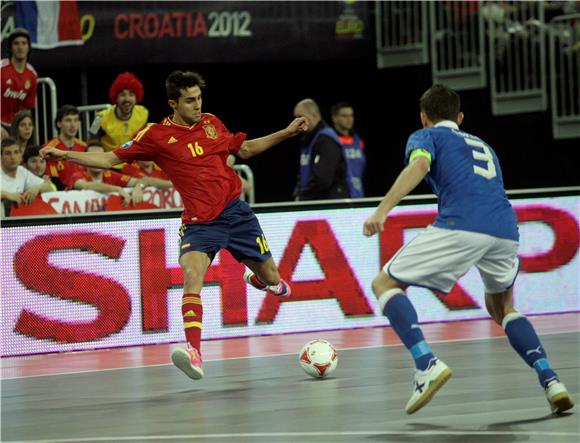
[1,189,578,357]
[3,188,183,217]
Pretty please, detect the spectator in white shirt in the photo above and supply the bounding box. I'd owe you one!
[1,137,52,215]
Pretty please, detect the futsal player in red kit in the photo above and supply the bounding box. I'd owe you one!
[41,71,308,380]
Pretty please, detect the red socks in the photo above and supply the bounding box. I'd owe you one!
[181,293,203,352]
[249,273,267,290]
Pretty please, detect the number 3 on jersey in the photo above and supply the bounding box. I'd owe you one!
[465,138,496,179]
[187,142,204,158]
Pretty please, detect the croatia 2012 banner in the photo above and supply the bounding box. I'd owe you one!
[16,0,83,49]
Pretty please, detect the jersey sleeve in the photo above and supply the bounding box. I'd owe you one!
[228,132,247,154]
[214,116,246,154]
[67,170,87,189]
[121,163,146,178]
[113,125,157,163]
[105,171,133,187]
[404,129,436,165]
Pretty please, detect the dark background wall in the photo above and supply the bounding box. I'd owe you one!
[43,59,579,202]
[6,0,573,202]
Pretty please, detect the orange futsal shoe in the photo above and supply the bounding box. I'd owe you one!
[171,345,204,380]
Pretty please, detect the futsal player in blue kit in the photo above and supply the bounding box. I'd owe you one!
[363,84,575,415]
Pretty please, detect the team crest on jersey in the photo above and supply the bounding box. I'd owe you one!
[203,124,218,139]
[24,80,30,89]
[121,140,133,149]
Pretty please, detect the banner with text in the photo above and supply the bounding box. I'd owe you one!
[1,1,372,68]
[1,196,578,356]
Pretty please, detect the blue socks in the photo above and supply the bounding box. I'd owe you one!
[503,312,558,388]
[380,289,434,371]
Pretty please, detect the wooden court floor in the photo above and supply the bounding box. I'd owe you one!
[2,313,579,443]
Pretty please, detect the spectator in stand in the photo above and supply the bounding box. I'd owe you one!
[331,101,366,198]
[10,109,34,155]
[23,145,66,190]
[1,137,52,216]
[67,143,155,206]
[121,159,173,189]
[88,72,149,156]
[43,105,87,153]
[43,105,89,193]
[1,28,37,140]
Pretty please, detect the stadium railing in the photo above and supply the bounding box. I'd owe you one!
[430,0,486,90]
[77,103,111,142]
[375,1,429,68]
[33,77,58,145]
[549,13,580,139]
[488,0,547,115]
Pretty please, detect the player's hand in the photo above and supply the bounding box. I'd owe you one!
[22,187,40,205]
[119,189,132,207]
[363,211,387,237]
[286,117,308,136]
[40,146,67,160]
[3,192,23,205]
[131,186,143,205]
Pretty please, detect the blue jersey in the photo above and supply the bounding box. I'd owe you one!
[405,121,518,241]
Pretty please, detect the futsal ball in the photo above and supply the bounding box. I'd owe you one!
[299,339,338,378]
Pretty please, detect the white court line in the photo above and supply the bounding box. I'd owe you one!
[4,430,580,443]
[2,329,578,381]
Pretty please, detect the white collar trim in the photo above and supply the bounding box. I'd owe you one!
[434,120,459,130]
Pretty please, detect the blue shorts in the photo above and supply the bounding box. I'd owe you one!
[178,199,272,262]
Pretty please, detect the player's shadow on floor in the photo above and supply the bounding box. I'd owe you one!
[486,412,574,428]
[366,433,519,443]
[367,416,573,443]
[366,423,520,443]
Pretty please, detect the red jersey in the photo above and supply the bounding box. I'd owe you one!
[47,159,86,189]
[1,59,38,126]
[113,114,246,223]
[121,161,169,180]
[68,168,133,188]
[43,136,87,152]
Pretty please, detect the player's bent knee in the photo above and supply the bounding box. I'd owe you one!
[371,272,399,298]
[182,266,205,287]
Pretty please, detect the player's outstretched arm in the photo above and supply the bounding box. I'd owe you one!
[237,117,308,159]
[40,146,122,169]
[363,156,430,237]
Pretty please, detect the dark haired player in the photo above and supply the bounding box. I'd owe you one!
[42,70,307,381]
[363,84,574,415]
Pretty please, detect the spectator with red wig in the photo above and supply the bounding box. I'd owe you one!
[88,72,149,154]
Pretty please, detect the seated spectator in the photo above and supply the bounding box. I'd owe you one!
[1,28,37,140]
[1,137,52,216]
[43,105,86,153]
[10,109,34,155]
[88,72,149,154]
[121,160,173,189]
[23,145,66,190]
[68,143,148,206]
